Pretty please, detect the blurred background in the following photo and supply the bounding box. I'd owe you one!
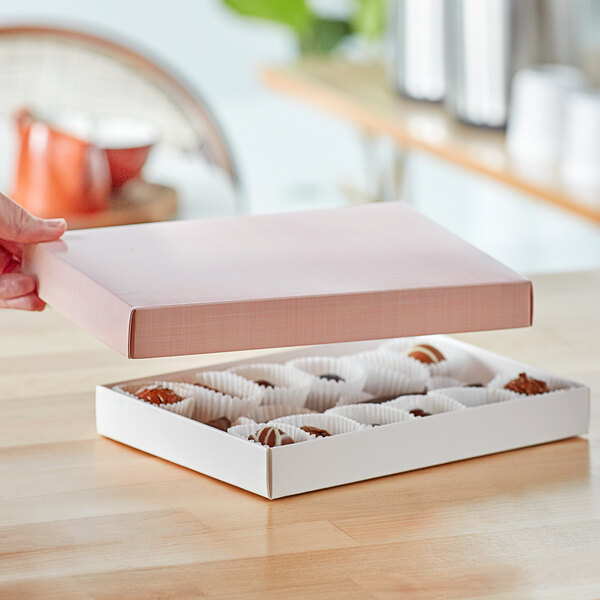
[1,0,599,274]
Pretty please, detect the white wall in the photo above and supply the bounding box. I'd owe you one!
[1,0,599,274]
[0,0,292,101]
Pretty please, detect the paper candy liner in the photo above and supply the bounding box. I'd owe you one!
[326,403,413,427]
[381,336,473,378]
[243,404,314,423]
[191,371,263,406]
[427,376,465,390]
[232,416,258,427]
[191,389,255,424]
[336,391,376,406]
[227,422,311,445]
[270,413,365,437]
[384,392,466,415]
[227,422,265,441]
[115,379,255,424]
[434,386,514,408]
[286,356,367,412]
[228,363,314,406]
[352,350,430,379]
[487,372,573,397]
[114,381,197,419]
[349,350,428,396]
[363,366,425,397]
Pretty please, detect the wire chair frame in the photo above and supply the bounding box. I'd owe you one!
[0,25,239,187]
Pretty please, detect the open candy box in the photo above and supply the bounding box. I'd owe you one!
[96,336,589,499]
[24,203,589,498]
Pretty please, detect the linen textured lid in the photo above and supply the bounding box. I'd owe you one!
[23,203,532,359]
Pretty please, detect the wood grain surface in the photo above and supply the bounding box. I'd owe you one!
[0,270,599,599]
[66,180,177,230]
[262,60,600,226]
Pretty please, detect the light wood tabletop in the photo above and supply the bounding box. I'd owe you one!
[262,59,600,226]
[0,270,599,599]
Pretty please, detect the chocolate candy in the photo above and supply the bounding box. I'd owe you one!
[405,343,445,365]
[255,379,275,388]
[205,416,231,431]
[504,372,549,395]
[249,426,294,447]
[409,408,432,417]
[136,386,183,405]
[319,373,345,383]
[300,425,331,437]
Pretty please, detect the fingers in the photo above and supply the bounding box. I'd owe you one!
[0,243,21,274]
[0,292,45,311]
[0,244,12,272]
[0,194,54,312]
[0,239,23,258]
[0,272,46,311]
[0,273,37,299]
[0,192,67,244]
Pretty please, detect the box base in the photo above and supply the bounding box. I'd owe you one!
[96,336,590,499]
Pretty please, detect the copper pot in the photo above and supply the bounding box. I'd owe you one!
[12,109,111,218]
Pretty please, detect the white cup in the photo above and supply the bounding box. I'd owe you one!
[561,88,600,192]
[506,64,586,166]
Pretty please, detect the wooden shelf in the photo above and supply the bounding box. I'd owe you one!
[263,59,600,225]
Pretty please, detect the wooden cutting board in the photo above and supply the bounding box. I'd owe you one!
[66,180,177,229]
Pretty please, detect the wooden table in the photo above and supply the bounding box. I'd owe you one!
[263,59,600,225]
[1,270,599,599]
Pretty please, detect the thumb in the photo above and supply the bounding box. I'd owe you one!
[0,192,67,244]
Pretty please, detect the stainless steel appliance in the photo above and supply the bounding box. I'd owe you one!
[444,0,540,128]
[386,0,446,101]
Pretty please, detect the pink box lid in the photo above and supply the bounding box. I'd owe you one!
[23,203,532,359]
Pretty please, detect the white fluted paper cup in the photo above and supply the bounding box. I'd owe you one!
[191,371,264,406]
[353,349,430,378]
[232,416,258,427]
[349,350,428,396]
[191,388,255,424]
[336,391,376,406]
[115,381,197,418]
[286,356,367,411]
[434,386,514,408]
[326,403,413,427]
[228,422,311,445]
[270,413,365,437]
[244,404,314,423]
[228,363,314,406]
[363,365,428,397]
[227,422,266,441]
[487,372,572,397]
[381,337,472,378]
[427,376,465,390]
[384,392,466,415]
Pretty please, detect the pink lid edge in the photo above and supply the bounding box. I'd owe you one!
[24,203,532,359]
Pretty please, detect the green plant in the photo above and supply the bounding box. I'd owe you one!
[222,0,385,54]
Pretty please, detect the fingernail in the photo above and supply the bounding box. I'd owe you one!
[46,218,67,229]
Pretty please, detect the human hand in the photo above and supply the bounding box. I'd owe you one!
[0,192,66,311]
